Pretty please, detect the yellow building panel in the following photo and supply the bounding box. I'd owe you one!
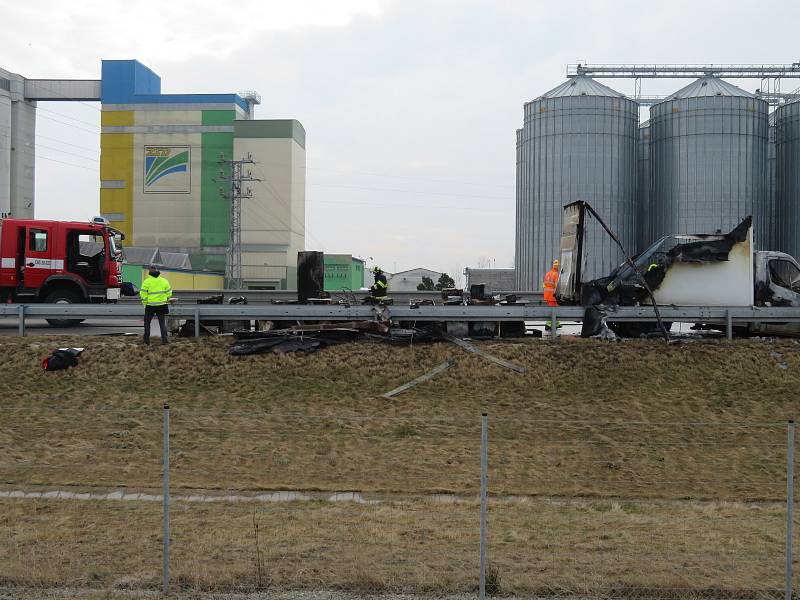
[100,132,134,239]
[164,271,195,290]
[153,270,225,290]
[192,273,225,289]
[101,110,134,127]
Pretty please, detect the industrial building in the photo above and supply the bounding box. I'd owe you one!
[515,63,800,290]
[323,254,366,292]
[463,267,516,292]
[0,60,306,290]
[100,60,305,289]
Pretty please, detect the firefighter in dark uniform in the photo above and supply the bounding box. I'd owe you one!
[370,266,388,299]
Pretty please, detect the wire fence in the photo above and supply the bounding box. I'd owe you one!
[0,407,796,598]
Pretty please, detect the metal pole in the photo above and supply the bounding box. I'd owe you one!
[479,413,488,600]
[163,404,170,596]
[787,420,795,600]
[194,307,200,338]
[18,304,24,337]
[550,307,558,340]
[726,309,733,340]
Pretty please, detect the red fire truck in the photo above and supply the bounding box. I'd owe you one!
[0,217,124,326]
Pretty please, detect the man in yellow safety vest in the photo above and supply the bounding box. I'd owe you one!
[139,266,172,345]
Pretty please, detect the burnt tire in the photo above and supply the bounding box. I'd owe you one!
[44,289,85,327]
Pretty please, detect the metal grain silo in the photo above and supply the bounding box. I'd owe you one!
[766,116,777,250]
[515,76,638,290]
[776,100,800,257]
[636,120,651,252]
[649,77,768,247]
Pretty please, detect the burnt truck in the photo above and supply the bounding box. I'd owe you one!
[555,201,800,337]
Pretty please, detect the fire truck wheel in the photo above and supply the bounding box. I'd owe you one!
[44,289,85,327]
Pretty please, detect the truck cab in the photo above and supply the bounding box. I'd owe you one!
[0,218,124,325]
[750,250,800,335]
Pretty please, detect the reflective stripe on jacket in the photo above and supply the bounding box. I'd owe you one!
[140,275,172,306]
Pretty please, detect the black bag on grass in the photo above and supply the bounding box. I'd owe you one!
[41,348,83,371]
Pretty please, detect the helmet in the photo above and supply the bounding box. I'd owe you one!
[552,259,559,267]
[372,266,383,274]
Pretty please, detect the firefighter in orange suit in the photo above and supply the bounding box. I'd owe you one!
[543,259,559,307]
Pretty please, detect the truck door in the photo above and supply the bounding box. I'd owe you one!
[21,225,54,293]
[762,257,800,335]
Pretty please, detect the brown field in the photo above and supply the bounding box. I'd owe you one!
[0,334,798,597]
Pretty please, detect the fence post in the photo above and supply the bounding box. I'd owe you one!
[163,404,170,596]
[725,310,733,340]
[194,307,200,338]
[479,413,488,600]
[787,420,795,600]
[18,304,25,337]
[550,307,558,340]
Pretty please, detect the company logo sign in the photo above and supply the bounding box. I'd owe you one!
[144,146,191,194]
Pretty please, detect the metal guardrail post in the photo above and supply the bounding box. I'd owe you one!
[787,420,795,600]
[550,307,558,340]
[726,310,733,340]
[163,404,170,596]
[479,413,488,600]
[18,304,24,337]
[194,307,200,338]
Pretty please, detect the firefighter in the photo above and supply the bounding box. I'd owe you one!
[140,266,172,345]
[543,259,559,307]
[370,266,389,299]
[544,259,560,331]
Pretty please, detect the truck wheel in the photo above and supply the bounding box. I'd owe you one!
[44,289,85,327]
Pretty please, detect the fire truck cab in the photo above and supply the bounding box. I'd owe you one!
[0,217,124,325]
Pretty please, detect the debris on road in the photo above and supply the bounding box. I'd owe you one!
[381,360,455,399]
[441,332,526,373]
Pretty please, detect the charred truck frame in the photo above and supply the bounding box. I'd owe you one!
[555,201,800,338]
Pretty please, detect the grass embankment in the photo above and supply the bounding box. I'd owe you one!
[0,335,798,596]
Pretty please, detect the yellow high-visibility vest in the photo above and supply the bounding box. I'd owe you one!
[140,275,172,306]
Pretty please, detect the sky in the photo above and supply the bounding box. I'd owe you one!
[4,0,800,283]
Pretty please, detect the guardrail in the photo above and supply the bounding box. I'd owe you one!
[3,303,800,338]
[118,289,547,304]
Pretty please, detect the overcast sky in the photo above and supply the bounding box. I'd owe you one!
[5,0,800,282]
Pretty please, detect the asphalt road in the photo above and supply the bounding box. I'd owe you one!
[0,317,150,337]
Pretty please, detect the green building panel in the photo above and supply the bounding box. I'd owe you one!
[324,255,364,291]
[201,131,233,247]
[121,263,143,287]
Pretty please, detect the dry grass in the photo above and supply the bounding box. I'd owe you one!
[0,335,799,596]
[0,336,797,499]
[0,496,790,597]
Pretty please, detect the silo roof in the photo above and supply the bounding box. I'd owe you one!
[538,76,625,99]
[666,76,755,100]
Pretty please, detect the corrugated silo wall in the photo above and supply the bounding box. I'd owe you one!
[636,123,651,252]
[515,128,523,287]
[649,95,768,246]
[515,95,638,290]
[776,102,800,258]
[767,123,777,250]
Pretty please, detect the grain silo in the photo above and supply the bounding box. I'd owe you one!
[649,77,768,246]
[636,121,651,252]
[775,99,800,257]
[766,116,777,250]
[515,76,638,290]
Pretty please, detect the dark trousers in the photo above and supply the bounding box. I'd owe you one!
[144,305,169,344]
